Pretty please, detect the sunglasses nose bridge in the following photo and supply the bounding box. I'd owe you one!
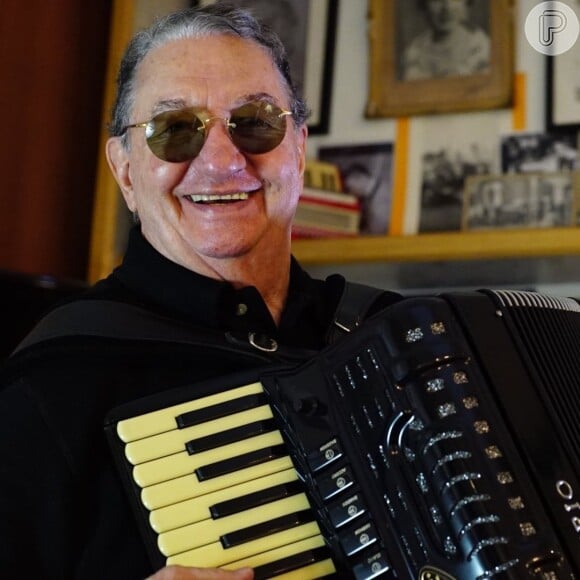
[194,115,247,170]
[201,116,235,134]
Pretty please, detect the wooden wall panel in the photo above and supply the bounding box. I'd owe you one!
[0,0,111,280]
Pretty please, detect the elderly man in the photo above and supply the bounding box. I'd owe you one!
[0,3,398,579]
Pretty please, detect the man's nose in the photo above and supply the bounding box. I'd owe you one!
[196,121,247,175]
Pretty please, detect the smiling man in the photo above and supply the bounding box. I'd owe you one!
[0,3,400,579]
[106,31,308,324]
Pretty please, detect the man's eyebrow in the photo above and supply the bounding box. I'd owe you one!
[149,93,282,115]
[151,99,189,115]
[237,92,278,105]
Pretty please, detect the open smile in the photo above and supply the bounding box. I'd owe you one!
[185,192,252,204]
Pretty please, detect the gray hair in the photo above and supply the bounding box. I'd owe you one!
[109,1,310,139]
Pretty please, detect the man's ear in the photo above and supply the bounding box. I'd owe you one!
[105,137,137,212]
[297,124,308,177]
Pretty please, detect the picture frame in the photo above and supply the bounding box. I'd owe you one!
[193,0,338,134]
[318,143,394,235]
[500,132,579,173]
[546,48,580,133]
[462,172,576,231]
[366,0,514,118]
[403,110,508,235]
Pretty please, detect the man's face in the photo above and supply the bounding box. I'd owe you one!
[424,0,469,34]
[107,35,307,271]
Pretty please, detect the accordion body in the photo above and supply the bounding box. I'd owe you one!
[106,290,580,578]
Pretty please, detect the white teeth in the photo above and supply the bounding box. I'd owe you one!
[188,192,250,203]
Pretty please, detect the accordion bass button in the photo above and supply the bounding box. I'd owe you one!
[351,549,392,580]
[307,438,343,472]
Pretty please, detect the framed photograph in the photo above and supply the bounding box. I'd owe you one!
[501,132,579,173]
[403,110,507,234]
[194,0,338,134]
[366,0,514,117]
[462,173,575,231]
[318,143,394,235]
[547,45,580,132]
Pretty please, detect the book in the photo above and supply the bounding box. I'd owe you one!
[303,159,342,192]
[292,186,361,238]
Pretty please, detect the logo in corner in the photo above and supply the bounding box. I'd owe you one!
[525,1,579,55]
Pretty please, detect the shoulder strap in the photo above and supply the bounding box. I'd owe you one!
[13,280,384,355]
[11,300,317,364]
[325,280,384,344]
[12,300,213,356]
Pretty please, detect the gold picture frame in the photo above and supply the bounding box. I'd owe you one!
[462,172,577,231]
[366,0,515,118]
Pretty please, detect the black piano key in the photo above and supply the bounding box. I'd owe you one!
[210,480,304,519]
[176,393,266,428]
[195,444,287,481]
[221,509,313,548]
[252,546,331,580]
[186,419,277,455]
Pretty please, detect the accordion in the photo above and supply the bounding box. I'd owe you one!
[105,290,580,579]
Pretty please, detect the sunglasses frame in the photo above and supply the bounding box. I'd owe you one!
[123,100,292,163]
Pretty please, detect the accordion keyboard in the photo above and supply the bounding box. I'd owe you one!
[115,381,336,579]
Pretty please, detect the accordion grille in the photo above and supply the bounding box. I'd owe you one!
[491,289,580,466]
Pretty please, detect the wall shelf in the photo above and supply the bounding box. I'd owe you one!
[292,228,580,265]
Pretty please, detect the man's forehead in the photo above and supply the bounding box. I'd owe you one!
[140,35,275,70]
[132,37,288,112]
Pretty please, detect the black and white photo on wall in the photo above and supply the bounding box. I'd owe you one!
[192,0,338,134]
[462,173,575,231]
[418,142,493,233]
[396,0,492,81]
[318,143,394,235]
[366,0,514,117]
[501,132,579,174]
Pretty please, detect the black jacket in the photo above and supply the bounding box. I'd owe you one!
[0,228,400,579]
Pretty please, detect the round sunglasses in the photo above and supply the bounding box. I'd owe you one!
[123,100,292,163]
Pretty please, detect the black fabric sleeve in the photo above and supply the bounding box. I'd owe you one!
[0,381,77,578]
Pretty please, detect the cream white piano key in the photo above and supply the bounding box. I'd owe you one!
[125,405,274,465]
[133,430,285,487]
[225,535,334,576]
[166,521,322,568]
[274,559,337,580]
[158,494,311,556]
[141,456,294,510]
[150,468,299,533]
[116,382,264,442]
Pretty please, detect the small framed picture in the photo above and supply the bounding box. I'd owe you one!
[403,110,506,234]
[366,0,514,117]
[501,132,579,173]
[194,0,338,134]
[318,143,394,235]
[546,30,580,132]
[462,173,575,231]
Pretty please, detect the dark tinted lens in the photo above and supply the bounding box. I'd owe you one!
[146,109,205,162]
[230,102,288,154]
